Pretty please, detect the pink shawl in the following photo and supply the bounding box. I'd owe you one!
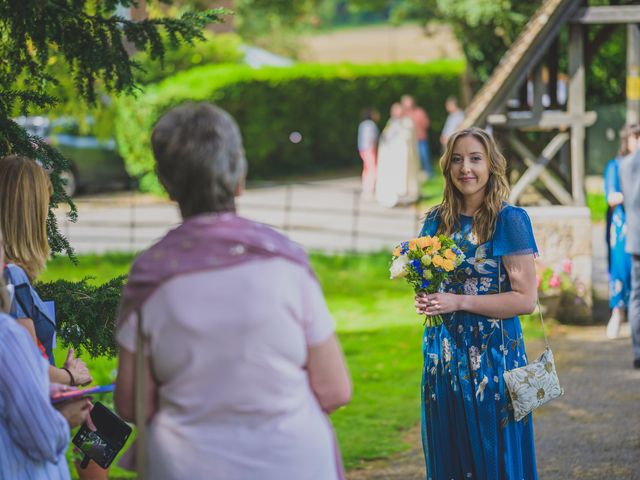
[117,212,313,326]
[117,212,345,480]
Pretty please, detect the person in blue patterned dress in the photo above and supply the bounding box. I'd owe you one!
[415,127,539,479]
[603,127,632,339]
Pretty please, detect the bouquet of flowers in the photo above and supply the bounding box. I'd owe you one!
[389,235,465,327]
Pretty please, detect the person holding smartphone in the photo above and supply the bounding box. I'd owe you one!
[0,235,93,479]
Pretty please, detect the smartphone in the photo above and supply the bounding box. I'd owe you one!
[72,401,132,469]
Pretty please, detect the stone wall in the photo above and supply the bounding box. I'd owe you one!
[525,206,593,321]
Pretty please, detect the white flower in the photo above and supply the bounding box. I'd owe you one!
[442,338,451,362]
[479,277,491,292]
[493,375,499,383]
[468,231,479,245]
[475,375,488,401]
[466,244,498,275]
[613,280,623,295]
[463,278,479,295]
[489,319,500,329]
[494,393,501,401]
[389,254,410,279]
[458,324,464,334]
[429,353,439,367]
[469,346,481,371]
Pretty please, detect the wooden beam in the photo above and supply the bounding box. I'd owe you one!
[627,24,640,125]
[465,0,583,128]
[547,39,560,109]
[570,6,640,25]
[509,133,573,205]
[568,24,586,206]
[487,110,597,129]
[532,65,545,118]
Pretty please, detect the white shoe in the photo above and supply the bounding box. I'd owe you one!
[606,309,624,339]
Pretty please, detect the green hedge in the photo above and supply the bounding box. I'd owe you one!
[134,32,244,85]
[115,60,465,193]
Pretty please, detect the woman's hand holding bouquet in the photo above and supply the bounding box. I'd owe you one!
[389,235,465,327]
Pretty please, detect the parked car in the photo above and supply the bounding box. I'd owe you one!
[14,116,134,196]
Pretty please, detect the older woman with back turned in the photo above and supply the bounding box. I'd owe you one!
[415,128,539,479]
[0,155,91,387]
[115,103,352,480]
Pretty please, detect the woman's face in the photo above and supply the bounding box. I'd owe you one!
[449,135,490,199]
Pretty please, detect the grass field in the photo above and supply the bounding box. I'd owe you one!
[44,248,545,477]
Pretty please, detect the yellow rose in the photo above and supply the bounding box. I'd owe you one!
[409,239,419,251]
[432,255,444,267]
[417,237,432,249]
[393,246,402,257]
[431,239,442,251]
[444,249,457,260]
[443,259,455,271]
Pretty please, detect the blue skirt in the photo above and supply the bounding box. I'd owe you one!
[421,312,538,479]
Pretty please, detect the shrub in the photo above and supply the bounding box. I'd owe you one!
[134,32,244,85]
[36,276,127,358]
[114,60,465,194]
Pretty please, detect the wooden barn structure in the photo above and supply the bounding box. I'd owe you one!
[460,0,640,207]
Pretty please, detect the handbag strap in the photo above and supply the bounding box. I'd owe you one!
[499,261,550,371]
[135,309,148,480]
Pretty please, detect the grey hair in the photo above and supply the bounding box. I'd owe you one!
[151,102,248,218]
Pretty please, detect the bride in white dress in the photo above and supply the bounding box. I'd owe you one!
[375,103,421,208]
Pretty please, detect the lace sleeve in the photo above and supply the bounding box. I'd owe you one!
[492,205,538,257]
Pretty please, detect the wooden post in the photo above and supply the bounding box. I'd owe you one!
[627,24,640,125]
[568,24,586,206]
[548,40,560,109]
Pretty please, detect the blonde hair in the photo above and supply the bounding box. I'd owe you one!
[0,236,9,313]
[431,127,510,244]
[0,155,52,280]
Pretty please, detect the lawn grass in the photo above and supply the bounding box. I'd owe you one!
[45,250,544,476]
[587,191,607,223]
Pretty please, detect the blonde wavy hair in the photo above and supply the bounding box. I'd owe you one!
[431,127,510,244]
[0,235,10,313]
[0,155,52,280]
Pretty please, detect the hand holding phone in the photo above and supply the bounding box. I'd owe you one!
[57,398,93,429]
[72,402,132,469]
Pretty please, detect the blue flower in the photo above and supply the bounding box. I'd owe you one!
[401,241,409,254]
[421,279,431,289]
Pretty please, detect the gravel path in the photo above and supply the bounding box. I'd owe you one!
[347,325,640,480]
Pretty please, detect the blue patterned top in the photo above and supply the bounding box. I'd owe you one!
[421,204,538,259]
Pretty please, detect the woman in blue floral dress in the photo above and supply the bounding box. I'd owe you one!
[415,128,539,479]
[603,127,632,339]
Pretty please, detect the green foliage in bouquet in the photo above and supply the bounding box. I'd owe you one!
[390,235,465,327]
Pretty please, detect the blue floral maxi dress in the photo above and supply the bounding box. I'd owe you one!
[419,205,538,480]
[604,158,631,310]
